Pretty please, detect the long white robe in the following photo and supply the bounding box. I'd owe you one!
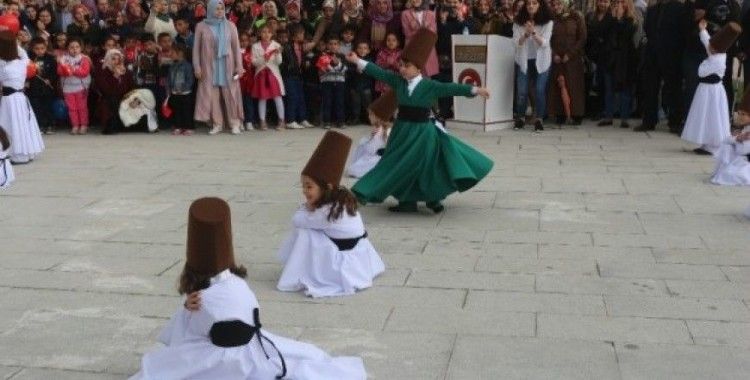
[682,30,731,153]
[0,57,44,163]
[277,204,385,298]
[119,89,158,132]
[131,270,367,379]
[0,148,14,188]
[347,127,388,179]
[711,126,750,185]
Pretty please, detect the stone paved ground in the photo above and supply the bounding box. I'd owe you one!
[1,124,749,380]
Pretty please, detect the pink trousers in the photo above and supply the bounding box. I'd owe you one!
[64,90,89,127]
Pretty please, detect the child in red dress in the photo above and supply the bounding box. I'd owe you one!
[251,24,285,130]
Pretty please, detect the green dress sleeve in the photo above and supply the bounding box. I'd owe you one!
[363,62,403,89]
[429,81,475,98]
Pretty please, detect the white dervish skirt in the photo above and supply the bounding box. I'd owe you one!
[347,129,387,178]
[710,143,750,185]
[0,153,14,188]
[682,83,730,151]
[0,92,44,162]
[277,228,385,298]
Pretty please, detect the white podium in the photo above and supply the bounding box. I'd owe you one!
[446,34,515,131]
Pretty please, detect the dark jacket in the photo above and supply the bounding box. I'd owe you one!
[643,0,686,62]
[280,42,304,79]
[606,16,639,90]
[585,11,614,66]
[27,53,58,98]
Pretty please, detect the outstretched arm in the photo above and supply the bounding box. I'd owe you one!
[431,80,490,99]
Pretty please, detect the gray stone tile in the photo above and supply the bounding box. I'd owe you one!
[537,274,669,296]
[482,243,538,258]
[440,208,540,231]
[7,369,126,380]
[616,342,750,380]
[406,270,535,292]
[598,261,727,281]
[447,336,620,380]
[542,177,627,194]
[583,194,682,213]
[485,230,593,246]
[686,320,750,347]
[474,257,598,276]
[0,366,21,379]
[386,306,534,336]
[537,314,692,344]
[653,249,750,266]
[492,192,586,211]
[382,253,478,272]
[605,295,750,322]
[299,329,454,380]
[593,233,705,249]
[261,301,390,330]
[722,266,750,283]
[465,290,605,315]
[666,280,750,300]
[539,245,655,262]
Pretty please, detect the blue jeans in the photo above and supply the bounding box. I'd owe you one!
[603,72,632,120]
[320,81,345,123]
[284,77,307,123]
[515,60,549,119]
[242,95,255,123]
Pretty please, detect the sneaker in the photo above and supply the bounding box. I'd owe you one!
[322,123,331,129]
[231,126,241,135]
[172,128,183,135]
[70,127,79,135]
[534,120,544,132]
[181,129,194,136]
[209,125,222,135]
[300,120,314,128]
[287,122,304,129]
[244,122,254,131]
[513,118,524,130]
[259,122,268,131]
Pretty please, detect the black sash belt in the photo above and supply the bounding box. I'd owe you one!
[1,87,22,96]
[397,105,430,122]
[328,231,368,251]
[209,308,287,379]
[698,74,721,84]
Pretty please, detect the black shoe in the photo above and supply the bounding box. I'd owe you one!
[426,201,444,214]
[693,147,712,155]
[620,121,630,129]
[633,124,655,132]
[597,119,613,127]
[388,202,418,213]
[513,118,524,130]
[534,120,544,132]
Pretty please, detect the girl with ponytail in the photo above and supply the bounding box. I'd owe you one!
[276,131,385,298]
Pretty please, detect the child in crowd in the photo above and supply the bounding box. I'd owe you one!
[156,32,174,128]
[173,16,194,50]
[122,34,140,71]
[339,25,356,56]
[52,33,67,58]
[239,31,256,131]
[374,31,401,96]
[166,43,195,135]
[302,39,323,125]
[0,127,14,188]
[57,37,92,135]
[130,197,367,379]
[280,24,311,129]
[252,24,285,130]
[318,35,346,129]
[135,33,159,98]
[27,37,58,135]
[347,40,374,125]
[278,131,385,297]
[682,21,742,155]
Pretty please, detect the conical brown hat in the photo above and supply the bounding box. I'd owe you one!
[710,22,742,54]
[302,131,353,187]
[185,197,236,276]
[400,28,437,70]
[368,90,398,122]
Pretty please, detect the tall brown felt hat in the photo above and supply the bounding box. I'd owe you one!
[302,131,353,187]
[710,22,742,54]
[400,28,437,70]
[185,197,236,276]
[0,127,9,151]
[368,90,398,122]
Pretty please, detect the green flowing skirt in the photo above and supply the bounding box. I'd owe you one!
[352,121,494,204]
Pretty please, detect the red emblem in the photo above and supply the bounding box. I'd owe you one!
[458,69,482,87]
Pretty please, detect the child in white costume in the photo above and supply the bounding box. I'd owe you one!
[348,126,389,179]
[681,21,742,155]
[131,197,367,379]
[278,131,385,298]
[0,31,44,164]
[711,125,750,185]
[0,127,15,188]
[119,88,159,132]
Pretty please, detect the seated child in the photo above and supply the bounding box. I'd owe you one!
[682,21,742,155]
[711,101,750,185]
[347,92,394,179]
[277,131,385,297]
[119,89,159,132]
[0,127,15,189]
[130,197,367,379]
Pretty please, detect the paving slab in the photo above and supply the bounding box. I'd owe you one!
[616,342,750,380]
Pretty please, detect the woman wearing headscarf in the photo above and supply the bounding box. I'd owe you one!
[94,48,135,134]
[469,0,503,35]
[66,4,104,47]
[193,0,245,134]
[401,0,438,77]
[333,0,364,35]
[547,0,586,125]
[357,0,403,52]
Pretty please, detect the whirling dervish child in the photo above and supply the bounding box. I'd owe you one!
[0,127,15,188]
[711,89,750,186]
[347,92,395,179]
[346,28,494,214]
[0,29,44,164]
[119,88,159,133]
[277,131,385,298]
[130,197,367,379]
[681,20,742,155]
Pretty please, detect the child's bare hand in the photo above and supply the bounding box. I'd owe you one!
[475,87,490,99]
[184,291,201,311]
[345,51,359,64]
